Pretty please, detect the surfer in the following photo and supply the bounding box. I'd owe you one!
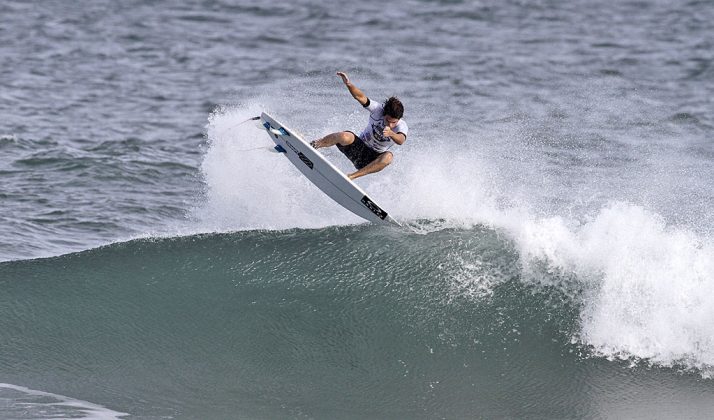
[310,72,408,180]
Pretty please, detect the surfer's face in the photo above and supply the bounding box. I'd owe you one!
[385,115,399,128]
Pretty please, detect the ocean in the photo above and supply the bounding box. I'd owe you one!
[1,0,713,418]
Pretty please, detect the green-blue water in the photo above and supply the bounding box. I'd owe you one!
[2,226,713,418]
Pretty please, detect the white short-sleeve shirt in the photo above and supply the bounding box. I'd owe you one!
[358,99,408,153]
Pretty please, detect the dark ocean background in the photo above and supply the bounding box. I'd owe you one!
[1,0,713,418]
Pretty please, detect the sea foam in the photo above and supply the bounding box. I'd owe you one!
[505,202,714,375]
[0,383,128,419]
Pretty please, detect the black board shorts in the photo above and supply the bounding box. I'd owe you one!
[336,132,385,170]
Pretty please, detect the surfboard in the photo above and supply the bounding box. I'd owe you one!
[259,112,401,226]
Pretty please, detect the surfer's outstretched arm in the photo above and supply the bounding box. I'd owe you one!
[337,72,369,107]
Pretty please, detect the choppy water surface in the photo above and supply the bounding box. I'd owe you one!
[1,0,713,418]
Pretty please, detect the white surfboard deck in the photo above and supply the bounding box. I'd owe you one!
[259,112,401,226]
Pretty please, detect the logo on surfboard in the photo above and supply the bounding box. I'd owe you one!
[298,153,314,169]
[284,140,314,170]
[361,196,387,219]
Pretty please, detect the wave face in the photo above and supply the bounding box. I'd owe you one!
[1,227,713,418]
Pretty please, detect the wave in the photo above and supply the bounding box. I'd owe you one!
[1,216,712,417]
[194,104,714,376]
[2,211,712,381]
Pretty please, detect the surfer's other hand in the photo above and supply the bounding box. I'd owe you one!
[337,72,350,85]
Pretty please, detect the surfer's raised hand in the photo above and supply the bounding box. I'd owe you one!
[383,126,394,138]
[336,71,350,85]
[338,72,369,106]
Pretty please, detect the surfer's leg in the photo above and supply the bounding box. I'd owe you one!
[311,131,356,149]
[348,152,393,180]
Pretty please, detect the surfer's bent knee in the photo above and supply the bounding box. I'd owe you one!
[381,151,393,165]
[339,131,357,146]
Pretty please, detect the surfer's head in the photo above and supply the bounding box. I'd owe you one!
[383,96,404,120]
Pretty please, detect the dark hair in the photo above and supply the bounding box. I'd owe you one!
[383,96,404,119]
